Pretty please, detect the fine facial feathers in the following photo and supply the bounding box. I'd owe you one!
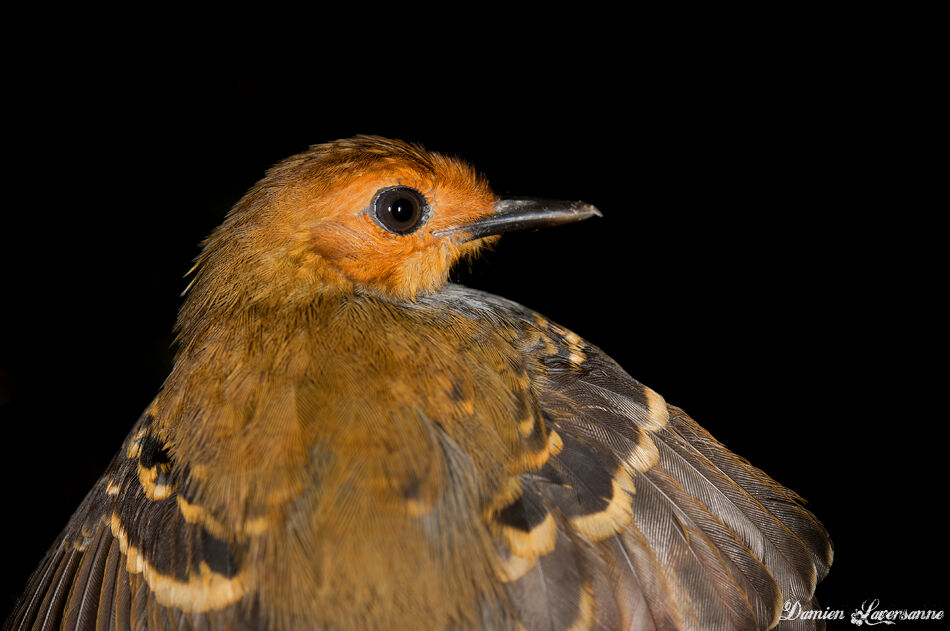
[181,136,494,311]
[6,136,831,631]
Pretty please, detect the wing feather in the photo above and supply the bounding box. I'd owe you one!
[62,520,112,631]
[458,288,832,631]
[669,412,833,581]
[4,412,256,631]
[94,534,121,631]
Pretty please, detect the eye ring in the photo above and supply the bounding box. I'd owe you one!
[372,186,430,235]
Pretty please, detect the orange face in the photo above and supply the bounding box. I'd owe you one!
[278,143,497,298]
[185,136,598,312]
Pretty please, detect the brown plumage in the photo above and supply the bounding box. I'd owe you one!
[5,136,832,630]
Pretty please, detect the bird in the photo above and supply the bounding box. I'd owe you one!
[6,135,832,631]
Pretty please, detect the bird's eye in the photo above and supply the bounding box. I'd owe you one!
[373,186,429,235]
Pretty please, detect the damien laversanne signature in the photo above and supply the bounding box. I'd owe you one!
[781,599,945,625]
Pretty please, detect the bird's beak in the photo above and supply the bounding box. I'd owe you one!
[435,198,602,243]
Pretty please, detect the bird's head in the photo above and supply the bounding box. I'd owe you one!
[180,136,599,332]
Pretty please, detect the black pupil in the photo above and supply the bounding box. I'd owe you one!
[390,198,415,222]
[375,186,426,234]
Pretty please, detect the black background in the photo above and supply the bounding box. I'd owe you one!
[1,59,944,627]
